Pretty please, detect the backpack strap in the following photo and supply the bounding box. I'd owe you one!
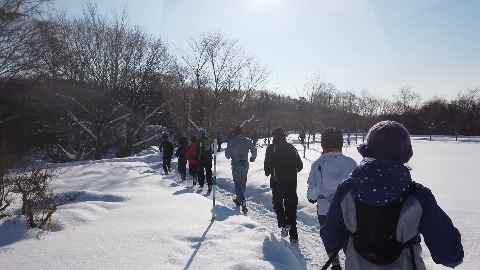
[405,235,421,270]
[272,144,276,179]
[402,182,423,270]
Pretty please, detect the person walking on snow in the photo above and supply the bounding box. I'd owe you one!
[197,128,214,191]
[185,135,199,186]
[216,131,224,152]
[307,127,356,270]
[320,120,464,270]
[225,130,234,143]
[264,127,303,242]
[299,130,306,146]
[175,135,188,180]
[225,125,257,214]
[160,134,174,174]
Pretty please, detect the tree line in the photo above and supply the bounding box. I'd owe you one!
[1,1,479,161]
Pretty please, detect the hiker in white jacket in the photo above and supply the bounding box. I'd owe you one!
[307,127,356,270]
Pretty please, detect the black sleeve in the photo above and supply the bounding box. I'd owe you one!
[294,145,303,172]
[264,145,274,176]
[168,142,174,155]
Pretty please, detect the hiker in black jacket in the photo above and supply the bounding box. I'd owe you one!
[175,136,188,180]
[160,134,174,174]
[197,128,213,191]
[264,128,303,242]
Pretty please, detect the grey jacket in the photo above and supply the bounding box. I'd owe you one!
[225,135,257,162]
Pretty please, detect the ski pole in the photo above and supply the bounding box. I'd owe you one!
[211,138,217,221]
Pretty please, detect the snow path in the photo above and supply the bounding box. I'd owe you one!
[150,149,331,270]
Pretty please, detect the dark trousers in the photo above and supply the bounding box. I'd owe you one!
[162,156,172,173]
[198,159,213,187]
[188,163,198,178]
[178,157,187,178]
[271,182,298,237]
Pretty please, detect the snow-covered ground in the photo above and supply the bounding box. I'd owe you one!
[0,134,478,270]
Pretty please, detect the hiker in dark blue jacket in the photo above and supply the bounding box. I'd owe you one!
[320,120,464,270]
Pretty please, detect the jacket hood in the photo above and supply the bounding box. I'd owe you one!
[350,158,412,206]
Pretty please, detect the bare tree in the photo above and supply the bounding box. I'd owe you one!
[419,96,448,139]
[392,85,422,114]
[176,34,209,127]
[0,0,51,80]
[455,88,480,135]
[32,5,175,158]
[177,31,268,132]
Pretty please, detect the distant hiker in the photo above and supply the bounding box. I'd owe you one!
[160,134,174,174]
[216,131,224,152]
[264,127,303,242]
[185,135,199,186]
[320,121,464,270]
[252,132,259,145]
[245,130,251,139]
[225,125,257,214]
[299,130,306,146]
[225,130,234,143]
[168,130,175,144]
[175,135,188,180]
[265,130,271,145]
[307,127,356,269]
[197,128,214,191]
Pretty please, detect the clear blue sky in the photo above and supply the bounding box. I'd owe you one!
[50,0,480,101]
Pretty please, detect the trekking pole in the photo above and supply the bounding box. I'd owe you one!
[321,248,341,270]
[211,138,217,221]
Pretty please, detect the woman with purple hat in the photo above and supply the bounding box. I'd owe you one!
[320,121,463,270]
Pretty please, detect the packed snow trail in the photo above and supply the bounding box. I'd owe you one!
[167,177,331,270]
[151,145,333,270]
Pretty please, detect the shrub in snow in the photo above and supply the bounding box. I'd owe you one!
[7,158,84,230]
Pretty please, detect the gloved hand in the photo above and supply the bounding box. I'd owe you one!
[249,157,255,162]
[308,199,317,204]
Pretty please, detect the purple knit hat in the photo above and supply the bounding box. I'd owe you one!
[357,120,413,164]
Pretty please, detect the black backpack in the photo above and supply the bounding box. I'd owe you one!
[352,183,422,268]
[175,145,186,158]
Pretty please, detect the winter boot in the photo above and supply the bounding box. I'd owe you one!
[233,197,241,207]
[289,226,298,242]
[241,200,248,214]
[281,225,291,238]
[331,265,342,270]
